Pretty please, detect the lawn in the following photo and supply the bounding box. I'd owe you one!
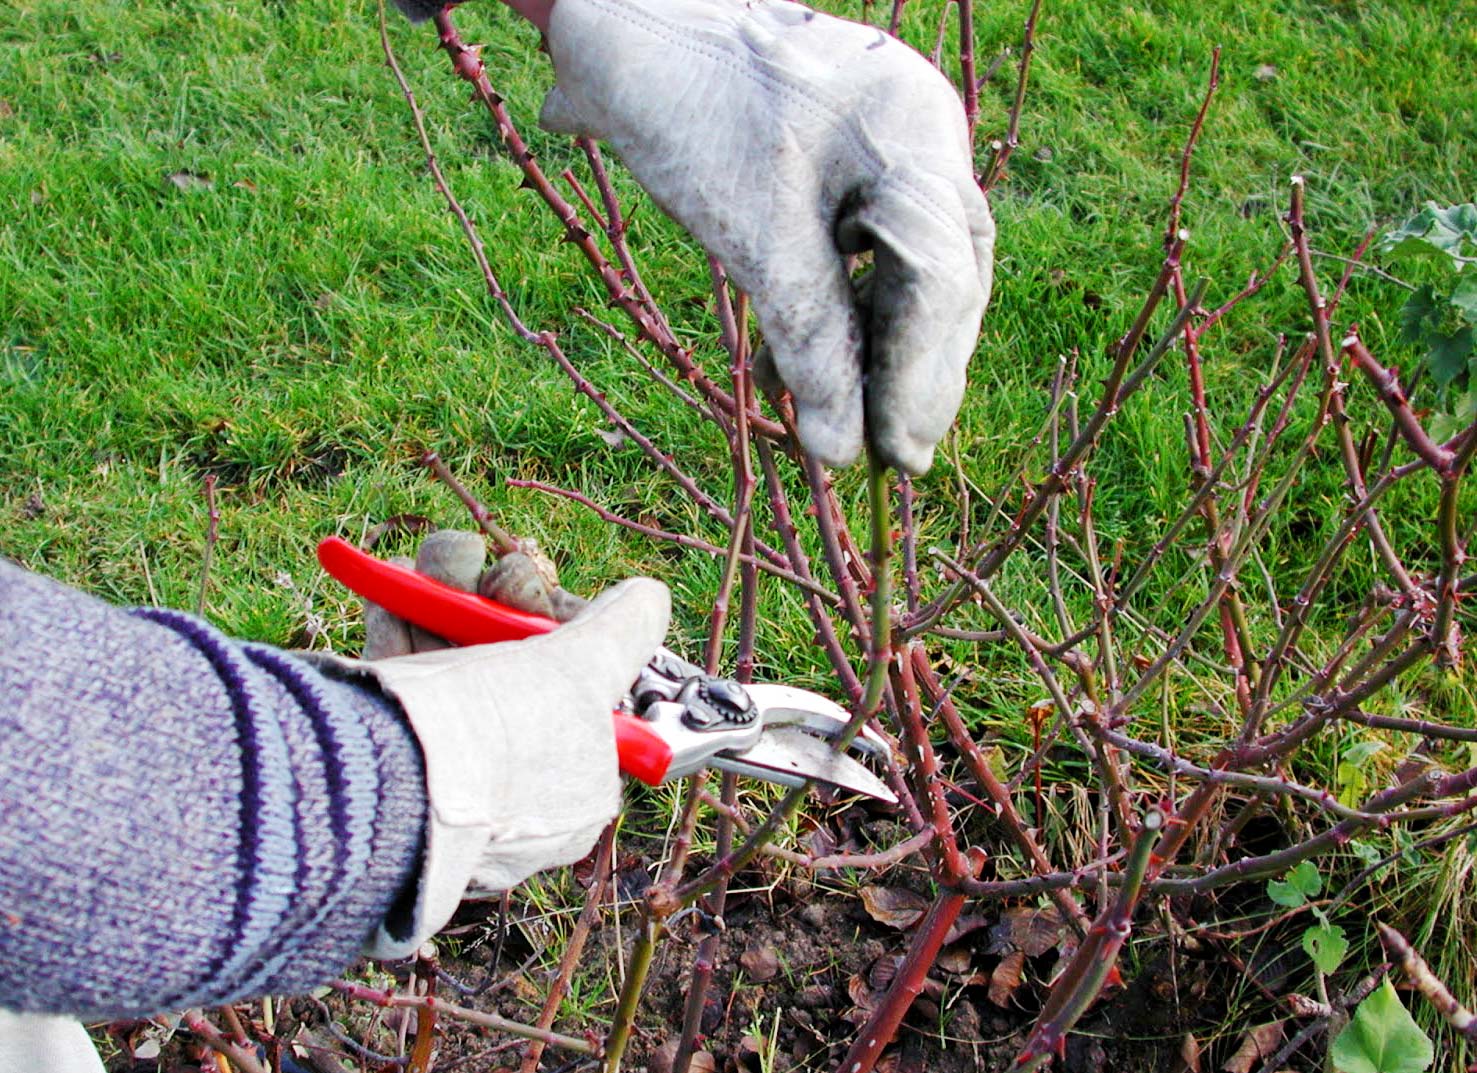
[3,0,1476,1067]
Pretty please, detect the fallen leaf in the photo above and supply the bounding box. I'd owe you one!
[165,170,213,193]
[860,886,929,930]
[1179,1033,1202,1073]
[988,950,1026,1007]
[739,944,780,983]
[647,1038,714,1073]
[596,425,629,448]
[869,953,904,991]
[0,100,13,119]
[943,913,990,945]
[847,973,878,1013]
[232,178,257,192]
[1222,1021,1285,1073]
[936,944,972,975]
[988,906,1067,957]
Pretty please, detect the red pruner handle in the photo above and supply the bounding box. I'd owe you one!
[317,536,558,645]
[318,536,673,786]
[613,713,673,786]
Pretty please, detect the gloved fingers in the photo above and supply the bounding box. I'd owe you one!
[744,223,867,469]
[363,531,489,659]
[407,530,488,653]
[848,173,994,475]
[364,555,418,660]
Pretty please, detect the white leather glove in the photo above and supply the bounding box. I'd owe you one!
[540,0,995,474]
[319,533,669,958]
[0,1011,104,1073]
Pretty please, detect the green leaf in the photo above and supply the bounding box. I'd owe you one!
[1268,861,1322,907]
[1451,274,1477,323]
[1381,202,1477,269]
[1426,326,1475,391]
[1399,286,1441,344]
[1343,741,1387,767]
[1303,922,1349,974]
[1332,978,1434,1073]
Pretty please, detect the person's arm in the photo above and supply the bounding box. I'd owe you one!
[0,555,668,1020]
[0,559,426,1019]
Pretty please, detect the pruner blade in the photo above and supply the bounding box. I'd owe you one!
[713,726,897,803]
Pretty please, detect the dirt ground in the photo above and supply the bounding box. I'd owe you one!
[98,814,1269,1073]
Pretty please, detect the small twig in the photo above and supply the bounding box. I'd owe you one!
[519,826,617,1073]
[332,982,599,1057]
[1378,922,1477,1049]
[183,1009,268,1073]
[980,0,1042,192]
[421,451,519,554]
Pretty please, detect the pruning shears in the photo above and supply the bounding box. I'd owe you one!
[317,537,897,804]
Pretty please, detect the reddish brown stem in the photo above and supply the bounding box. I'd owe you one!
[835,887,969,1073]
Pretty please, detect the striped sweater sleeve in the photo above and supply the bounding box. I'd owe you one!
[0,560,427,1020]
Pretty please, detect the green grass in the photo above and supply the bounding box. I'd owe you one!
[3,0,1477,1061]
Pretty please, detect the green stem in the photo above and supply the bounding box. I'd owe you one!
[603,917,659,1072]
[840,451,894,749]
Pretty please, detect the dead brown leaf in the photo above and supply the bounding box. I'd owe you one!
[988,906,1067,957]
[859,886,929,930]
[868,953,903,992]
[935,943,972,975]
[739,944,780,983]
[943,913,990,944]
[1178,1033,1202,1073]
[988,950,1026,1008]
[847,973,878,1013]
[1222,1021,1284,1073]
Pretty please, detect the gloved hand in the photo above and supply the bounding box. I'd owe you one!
[363,530,589,658]
[537,0,995,474]
[0,1011,104,1073]
[323,531,668,958]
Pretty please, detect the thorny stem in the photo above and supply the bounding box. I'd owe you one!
[836,884,971,1073]
[1377,923,1477,1050]
[671,266,757,1073]
[421,451,519,555]
[981,0,1042,192]
[911,647,1090,934]
[519,826,617,1073]
[428,11,786,444]
[905,250,1199,638]
[1014,810,1164,1070]
[934,550,1133,837]
[956,0,979,134]
[893,641,966,883]
[600,913,652,1073]
[183,1009,268,1073]
[1289,176,1419,600]
[506,478,837,604]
